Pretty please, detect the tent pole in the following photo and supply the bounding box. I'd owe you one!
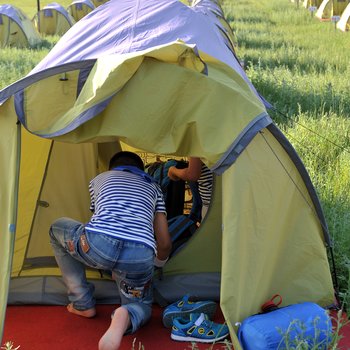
[37,0,40,11]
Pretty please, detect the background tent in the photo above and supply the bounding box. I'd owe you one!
[337,2,350,30]
[92,0,109,7]
[0,0,336,348]
[67,0,95,22]
[316,0,350,19]
[303,0,323,8]
[32,2,75,36]
[192,0,237,54]
[0,4,41,48]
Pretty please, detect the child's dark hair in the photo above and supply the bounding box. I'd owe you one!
[109,151,144,171]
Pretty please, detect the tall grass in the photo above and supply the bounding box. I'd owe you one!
[0,42,55,88]
[284,113,350,305]
[224,0,350,117]
[223,0,350,304]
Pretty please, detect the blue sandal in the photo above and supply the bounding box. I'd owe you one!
[171,313,229,343]
[162,294,217,328]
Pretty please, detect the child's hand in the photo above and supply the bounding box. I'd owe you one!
[154,256,169,268]
[167,166,180,181]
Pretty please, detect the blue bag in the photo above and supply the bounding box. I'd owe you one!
[238,301,333,350]
[167,214,198,256]
[145,159,188,219]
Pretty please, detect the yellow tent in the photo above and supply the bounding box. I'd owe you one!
[0,4,41,48]
[32,2,75,36]
[0,0,336,348]
[67,0,95,22]
[92,0,109,7]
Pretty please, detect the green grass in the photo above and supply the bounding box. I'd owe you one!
[223,0,350,305]
[0,43,56,88]
[224,0,350,118]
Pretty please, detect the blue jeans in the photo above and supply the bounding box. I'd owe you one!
[49,217,154,333]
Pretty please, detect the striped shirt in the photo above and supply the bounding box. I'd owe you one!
[198,164,213,207]
[85,170,166,251]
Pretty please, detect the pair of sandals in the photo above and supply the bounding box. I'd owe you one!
[162,295,229,343]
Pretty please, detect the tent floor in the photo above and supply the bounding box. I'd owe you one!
[3,304,227,350]
[3,304,350,349]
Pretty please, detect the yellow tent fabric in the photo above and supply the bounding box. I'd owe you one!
[19,42,266,169]
[92,0,109,7]
[32,7,75,36]
[67,1,95,22]
[221,129,334,349]
[0,98,20,342]
[0,6,41,48]
[12,136,106,279]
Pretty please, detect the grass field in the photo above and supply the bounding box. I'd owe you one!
[0,0,349,307]
[223,0,350,305]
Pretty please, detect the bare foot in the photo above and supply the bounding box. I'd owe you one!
[67,303,96,318]
[98,307,131,350]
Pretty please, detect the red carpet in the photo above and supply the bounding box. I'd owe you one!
[3,304,227,350]
[3,305,350,349]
